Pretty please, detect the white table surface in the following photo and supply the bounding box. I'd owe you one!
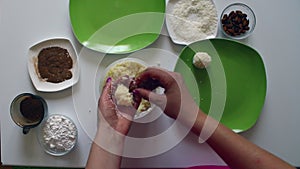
[1,0,300,168]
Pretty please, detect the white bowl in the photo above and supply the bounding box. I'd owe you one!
[37,114,78,156]
[27,38,79,92]
[220,3,256,39]
[101,57,155,120]
[165,0,218,45]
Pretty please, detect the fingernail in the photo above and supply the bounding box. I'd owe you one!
[106,77,112,83]
[132,89,139,95]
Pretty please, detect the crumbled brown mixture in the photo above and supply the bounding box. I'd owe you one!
[37,47,73,83]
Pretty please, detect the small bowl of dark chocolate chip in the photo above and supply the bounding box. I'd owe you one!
[220,3,256,39]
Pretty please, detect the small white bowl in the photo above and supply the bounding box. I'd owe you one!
[37,114,78,156]
[27,38,79,92]
[220,3,256,39]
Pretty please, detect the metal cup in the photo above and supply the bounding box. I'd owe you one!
[10,93,47,134]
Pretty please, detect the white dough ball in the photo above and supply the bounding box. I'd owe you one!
[193,52,212,69]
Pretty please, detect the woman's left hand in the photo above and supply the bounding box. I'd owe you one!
[98,77,136,136]
[87,77,136,169]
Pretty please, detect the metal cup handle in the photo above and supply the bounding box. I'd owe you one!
[22,126,31,134]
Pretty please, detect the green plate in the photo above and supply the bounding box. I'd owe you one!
[69,0,165,54]
[174,39,267,132]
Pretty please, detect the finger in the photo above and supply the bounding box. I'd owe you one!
[116,105,135,121]
[101,77,112,99]
[134,88,167,110]
[132,91,142,110]
[99,77,116,114]
[135,67,175,89]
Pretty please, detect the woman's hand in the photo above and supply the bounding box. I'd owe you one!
[98,77,136,135]
[87,77,137,169]
[134,67,199,124]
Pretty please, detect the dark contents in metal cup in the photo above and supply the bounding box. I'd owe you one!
[37,47,73,83]
[20,96,44,122]
[221,10,250,36]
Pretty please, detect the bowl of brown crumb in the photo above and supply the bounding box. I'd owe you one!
[27,38,79,92]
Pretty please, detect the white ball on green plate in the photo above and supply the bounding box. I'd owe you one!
[193,52,212,69]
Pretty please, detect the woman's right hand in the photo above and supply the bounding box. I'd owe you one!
[134,68,296,169]
[133,67,200,123]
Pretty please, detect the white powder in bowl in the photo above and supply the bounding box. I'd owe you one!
[167,0,218,44]
[40,115,77,155]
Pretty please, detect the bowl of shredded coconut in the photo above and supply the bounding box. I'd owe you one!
[101,58,155,120]
[165,0,218,45]
[37,114,78,156]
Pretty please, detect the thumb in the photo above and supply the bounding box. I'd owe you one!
[134,88,167,111]
[100,78,113,103]
[99,77,115,113]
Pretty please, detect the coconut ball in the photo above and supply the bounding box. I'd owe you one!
[193,52,212,69]
[114,83,133,107]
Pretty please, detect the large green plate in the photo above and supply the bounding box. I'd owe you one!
[69,0,165,54]
[174,39,267,132]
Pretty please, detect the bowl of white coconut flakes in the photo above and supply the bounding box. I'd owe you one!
[165,0,218,45]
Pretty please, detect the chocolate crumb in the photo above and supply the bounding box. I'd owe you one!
[37,47,73,83]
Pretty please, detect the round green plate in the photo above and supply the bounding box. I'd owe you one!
[69,0,165,54]
[174,39,267,132]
